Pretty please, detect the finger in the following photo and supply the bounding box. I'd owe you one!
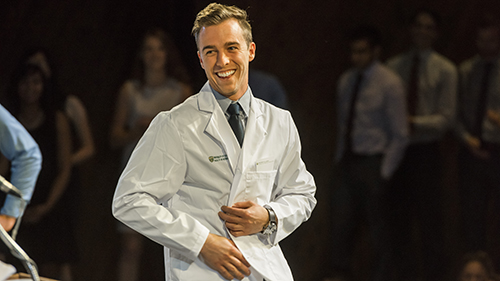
[219,211,241,223]
[232,254,251,275]
[230,230,245,237]
[228,240,251,270]
[221,206,246,217]
[221,205,240,215]
[225,221,242,231]
[232,201,253,208]
[224,261,246,280]
[241,256,251,268]
[218,211,229,220]
[218,265,234,280]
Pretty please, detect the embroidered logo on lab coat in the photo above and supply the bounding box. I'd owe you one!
[209,155,228,163]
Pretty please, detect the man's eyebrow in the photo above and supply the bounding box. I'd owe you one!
[201,45,216,52]
[202,41,241,52]
[225,41,240,47]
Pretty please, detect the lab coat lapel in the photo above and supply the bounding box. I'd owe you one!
[198,83,240,174]
[228,95,267,205]
[241,96,266,172]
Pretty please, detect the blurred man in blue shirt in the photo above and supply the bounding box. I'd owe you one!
[0,103,41,231]
[328,25,408,281]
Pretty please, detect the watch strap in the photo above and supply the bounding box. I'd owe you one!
[262,205,277,235]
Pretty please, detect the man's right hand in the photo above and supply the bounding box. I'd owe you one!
[199,233,251,280]
[466,135,490,159]
[0,214,15,232]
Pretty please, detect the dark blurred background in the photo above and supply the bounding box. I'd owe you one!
[1,0,499,280]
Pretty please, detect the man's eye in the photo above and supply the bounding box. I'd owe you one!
[205,50,213,55]
[228,46,237,51]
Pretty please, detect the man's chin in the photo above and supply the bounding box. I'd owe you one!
[212,86,237,98]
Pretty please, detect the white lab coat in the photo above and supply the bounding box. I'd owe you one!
[112,82,317,281]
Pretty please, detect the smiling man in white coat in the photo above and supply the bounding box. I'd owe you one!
[112,3,317,281]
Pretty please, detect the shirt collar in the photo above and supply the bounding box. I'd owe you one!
[353,60,379,80]
[412,48,432,60]
[358,60,379,77]
[211,85,251,117]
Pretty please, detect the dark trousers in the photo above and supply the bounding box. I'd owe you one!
[458,144,500,253]
[330,153,391,281]
[388,142,445,281]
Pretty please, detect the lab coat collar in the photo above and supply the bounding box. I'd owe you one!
[197,81,267,178]
[198,82,239,174]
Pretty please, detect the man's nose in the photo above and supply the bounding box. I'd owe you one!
[217,51,230,66]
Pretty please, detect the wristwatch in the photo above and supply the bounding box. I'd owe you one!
[261,205,277,235]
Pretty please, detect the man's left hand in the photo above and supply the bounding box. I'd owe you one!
[219,201,269,237]
[0,214,16,232]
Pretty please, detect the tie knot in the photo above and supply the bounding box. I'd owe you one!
[355,73,364,83]
[227,102,242,116]
[413,54,420,63]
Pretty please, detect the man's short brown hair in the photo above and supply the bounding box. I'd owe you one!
[192,3,253,49]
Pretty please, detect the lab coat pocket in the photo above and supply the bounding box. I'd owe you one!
[245,170,277,204]
[255,159,274,171]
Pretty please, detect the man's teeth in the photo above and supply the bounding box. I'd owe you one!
[217,70,235,78]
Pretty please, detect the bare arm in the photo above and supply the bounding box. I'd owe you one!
[66,95,95,165]
[487,109,500,128]
[110,83,148,149]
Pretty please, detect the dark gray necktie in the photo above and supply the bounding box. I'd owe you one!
[408,54,420,116]
[227,102,244,147]
[345,73,363,154]
[473,62,494,140]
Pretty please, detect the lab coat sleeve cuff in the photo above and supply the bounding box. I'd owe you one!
[191,226,210,261]
[261,204,279,245]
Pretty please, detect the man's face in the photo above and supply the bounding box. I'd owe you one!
[411,13,438,49]
[142,36,167,72]
[197,19,256,101]
[459,261,488,281]
[18,72,44,105]
[350,39,376,70]
[27,52,51,78]
[477,27,500,59]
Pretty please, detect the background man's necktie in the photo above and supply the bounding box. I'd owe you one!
[408,54,420,116]
[227,102,245,147]
[407,54,420,133]
[473,62,494,141]
[345,73,363,154]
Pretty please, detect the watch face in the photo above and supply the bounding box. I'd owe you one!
[263,222,277,235]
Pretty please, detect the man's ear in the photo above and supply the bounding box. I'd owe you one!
[249,42,256,62]
[197,51,205,69]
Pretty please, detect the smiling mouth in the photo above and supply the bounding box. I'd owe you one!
[216,70,235,78]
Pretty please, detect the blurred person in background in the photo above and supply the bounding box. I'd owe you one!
[326,24,408,281]
[455,15,500,258]
[386,8,458,281]
[4,63,74,280]
[0,103,41,233]
[109,28,191,281]
[23,47,95,166]
[456,251,499,281]
[248,68,288,109]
